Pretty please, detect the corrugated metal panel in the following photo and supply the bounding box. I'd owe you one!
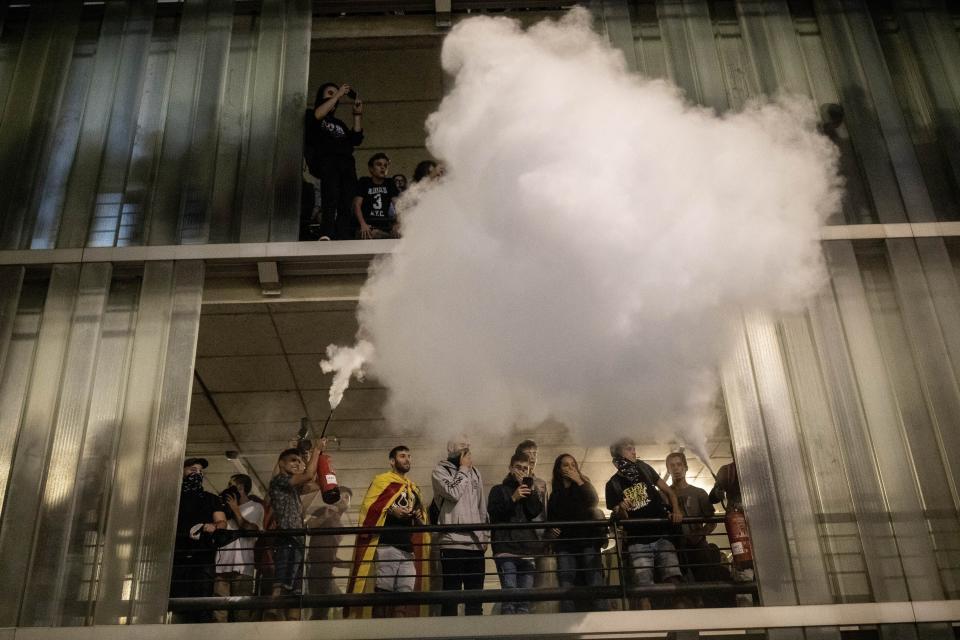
[0,3,82,250]
[592,0,641,72]
[721,321,804,640]
[59,277,141,626]
[94,262,175,624]
[893,0,960,218]
[0,276,42,523]
[208,13,258,243]
[813,0,909,224]
[823,241,954,640]
[58,3,148,249]
[63,1,158,249]
[867,240,960,597]
[270,0,311,243]
[0,265,82,626]
[147,0,220,245]
[780,312,873,602]
[818,0,937,223]
[657,0,730,111]
[743,313,837,606]
[129,261,204,623]
[721,322,798,601]
[147,0,233,244]
[736,0,809,96]
[237,0,290,242]
[0,267,24,374]
[20,263,112,627]
[180,0,234,244]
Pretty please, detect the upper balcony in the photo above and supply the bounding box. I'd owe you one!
[1,0,959,254]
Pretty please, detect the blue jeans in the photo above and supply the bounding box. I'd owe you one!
[494,556,535,614]
[556,547,609,612]
[273,536,304,593]
[626,537,681,586]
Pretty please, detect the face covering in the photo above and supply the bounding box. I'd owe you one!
[613,457,643,484]
[182,472,204,494]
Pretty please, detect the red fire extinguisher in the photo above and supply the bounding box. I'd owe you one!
[316,451,341,504]
[725,506,754,569]
[298,416,341,505]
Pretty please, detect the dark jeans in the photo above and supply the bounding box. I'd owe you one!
[494,556,534,614]
[556,546,608,612]
[679,542,735,607]
[315,155,358,240]
[440,548,485,615]
[273,536,304,593]
[169,550,215,623]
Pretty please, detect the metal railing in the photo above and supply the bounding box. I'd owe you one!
[168,515,757,621]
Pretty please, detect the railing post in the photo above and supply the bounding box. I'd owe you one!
[611,519,630,611]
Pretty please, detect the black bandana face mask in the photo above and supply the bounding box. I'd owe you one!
[182,472,204,494]
[614,457,643,483]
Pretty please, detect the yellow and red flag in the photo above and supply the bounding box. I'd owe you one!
[345,471,430,618]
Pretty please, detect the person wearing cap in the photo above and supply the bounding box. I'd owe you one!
[170,457,227,623]
[431,436,489,615]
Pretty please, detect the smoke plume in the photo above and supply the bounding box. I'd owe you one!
[326,9,841,452]
[320,340,374,409]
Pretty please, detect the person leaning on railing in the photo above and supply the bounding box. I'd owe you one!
[605,438,685,610]
[546,454,610,613]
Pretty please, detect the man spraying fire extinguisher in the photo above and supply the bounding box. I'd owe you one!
[296,417,341,504]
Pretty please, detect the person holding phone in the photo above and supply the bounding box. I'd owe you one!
[431,436,489,615]
[487,452,544,614]
[304,81,364,240]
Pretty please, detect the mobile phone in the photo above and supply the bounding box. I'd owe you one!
[347,88,358,99]
[521,477,534,489]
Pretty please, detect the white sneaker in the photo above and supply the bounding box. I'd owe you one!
[319,235,331,241]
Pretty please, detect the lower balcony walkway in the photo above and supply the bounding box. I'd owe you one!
[1,601,958,640]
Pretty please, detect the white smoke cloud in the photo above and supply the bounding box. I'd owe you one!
[331,9,840,453]
[320,340,374,409]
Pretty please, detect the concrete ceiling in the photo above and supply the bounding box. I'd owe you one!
[186,300,733,519]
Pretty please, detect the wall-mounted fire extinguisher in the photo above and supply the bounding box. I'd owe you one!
[298,416,341,505]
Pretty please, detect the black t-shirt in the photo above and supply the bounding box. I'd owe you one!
[176,491,224,555]
[379,489,420,552]
[356,177,400,230]
[303,109,364,173]
[605,461,674,543]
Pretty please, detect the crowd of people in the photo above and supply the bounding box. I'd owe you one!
[300,81,443,241]
[171,437,748,623]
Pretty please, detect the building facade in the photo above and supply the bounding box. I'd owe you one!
[0,1,959,637]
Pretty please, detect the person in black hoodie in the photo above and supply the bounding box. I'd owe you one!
[547,454,609,612]
[487,452,543,614]
[304,82,364,240]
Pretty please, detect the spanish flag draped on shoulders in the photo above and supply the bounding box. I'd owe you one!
[346,470,430,618]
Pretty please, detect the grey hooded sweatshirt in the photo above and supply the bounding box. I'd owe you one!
[431,459,490,551]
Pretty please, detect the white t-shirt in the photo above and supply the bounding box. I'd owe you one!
[215,500,265,576]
